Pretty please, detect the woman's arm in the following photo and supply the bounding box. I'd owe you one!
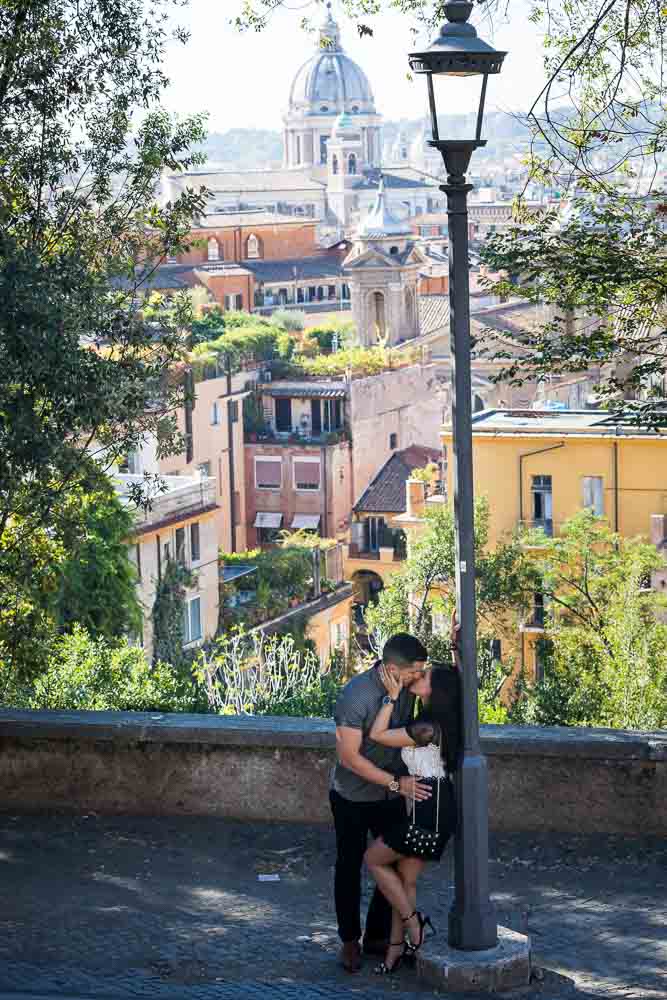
[369,666,416,748]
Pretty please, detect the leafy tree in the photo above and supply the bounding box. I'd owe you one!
[151,559,195,668]
[0,0,208,666]
[23,626,202,713]
[52,472,142,639]
[480,196,667,412]
[509,509,667,729]
[364,498,532,709]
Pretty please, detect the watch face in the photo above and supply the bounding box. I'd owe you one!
[383,695,393,706]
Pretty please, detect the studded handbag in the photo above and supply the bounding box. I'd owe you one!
[404,773,456,860]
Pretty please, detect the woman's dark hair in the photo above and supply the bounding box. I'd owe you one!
[414,664,462,772]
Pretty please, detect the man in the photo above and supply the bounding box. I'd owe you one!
[330,633,433,973]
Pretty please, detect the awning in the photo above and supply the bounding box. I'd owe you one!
[254,512,283,529]
[290,514,321,530]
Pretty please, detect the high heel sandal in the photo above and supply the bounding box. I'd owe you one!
[402,910,435,964]
[373,940,407,975]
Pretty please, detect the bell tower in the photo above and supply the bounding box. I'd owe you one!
[343,178,425,346]
[327,113,364,227]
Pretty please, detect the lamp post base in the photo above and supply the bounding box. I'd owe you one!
[417,925,532,994]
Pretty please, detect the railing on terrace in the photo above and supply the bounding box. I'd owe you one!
[518,518,555,538]
[246,427,349,446]
[348,527,407,561]
[115,474,217,528]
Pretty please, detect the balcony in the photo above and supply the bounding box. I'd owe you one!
[245,427,349,446]
[115,474,217,532]
[521,604,546,632]
[347,527,407,564]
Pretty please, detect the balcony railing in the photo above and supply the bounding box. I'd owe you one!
[246,427,348,446]
[519,518,554,537]
[115,474,217,530]
[348,527,407,562]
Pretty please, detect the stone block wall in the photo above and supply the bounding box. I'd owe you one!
[0,711,665,835]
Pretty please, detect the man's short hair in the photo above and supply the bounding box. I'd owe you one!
[382,633,428,669]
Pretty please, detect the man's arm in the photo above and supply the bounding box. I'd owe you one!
[336,726,431,801]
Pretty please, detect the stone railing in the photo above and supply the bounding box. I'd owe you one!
[0,710,665,834]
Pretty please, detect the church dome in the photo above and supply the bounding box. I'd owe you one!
[288,4,375,115]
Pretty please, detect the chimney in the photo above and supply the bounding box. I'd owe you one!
[406,478,427,519]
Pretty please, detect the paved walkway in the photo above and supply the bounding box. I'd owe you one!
[0,814,665,1000]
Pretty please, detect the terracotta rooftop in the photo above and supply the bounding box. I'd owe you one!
[354,445,441,514]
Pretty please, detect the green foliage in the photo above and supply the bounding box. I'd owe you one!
[151,559,195,668]
[0,469,141,685]
[509,510,667,729]
[53,473,141,639]
[295,345,408,378]
[189,310,299,377]
[480,197,667,410]
[222,544,316,624]
[23,627,203,713]
[410,462,439,484]
[243,392,268,435]
[270,309,306,333]
[364,498,531,712]
[195,628,342,717]
[304,319,355,354]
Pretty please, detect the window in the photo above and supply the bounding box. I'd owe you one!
[319,397,342,432]
[190,522,201,563]
[175,527,186,565]
[246,234,261,259]
[389,246,399,255]
[224,293,243,311]
[489,638,502,661]
[183,596,202,644]
[582,476,604,516]
[296,135,301,164]
[431,610,447,636]
[211,401,220,425]
[352,105,359,112]
[365,516,385,553]
[328,285,336,300]
[229,399,239,423]
[332,154,339,175]
[207,238,220,262]
[389,432,398,450]
[275,397,292,433]
[330,619,348,651]
[198,461,211,478]
[255,457,282,490]
[348,153,357,175]
[531,475,553,535]
[293,457,321,491]
[320,134,329,164]
[320,105,329,113]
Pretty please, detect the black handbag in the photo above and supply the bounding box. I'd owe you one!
[404,772,456,860]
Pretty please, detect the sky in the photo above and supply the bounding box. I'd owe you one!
[163,0,549,133]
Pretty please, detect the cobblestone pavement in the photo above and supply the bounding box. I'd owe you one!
[0,814,665,1000]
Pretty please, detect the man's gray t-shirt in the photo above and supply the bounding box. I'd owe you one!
[331,663,415,802]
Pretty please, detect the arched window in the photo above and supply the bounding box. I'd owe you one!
[352,105,359,113]
[320,105,329,113]
[389,246,399,255]
[246,234,261,259]
[207,237,220,262]
[332,154,339,175]
[348,153,357,175]
[371,291,386,338]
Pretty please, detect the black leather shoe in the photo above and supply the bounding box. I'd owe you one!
[362,937,389,957]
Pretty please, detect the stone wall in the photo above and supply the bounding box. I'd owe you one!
[0,711,665,835]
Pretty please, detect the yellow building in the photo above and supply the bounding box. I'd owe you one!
[442,408,667,677]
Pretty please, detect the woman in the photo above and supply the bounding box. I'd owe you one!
[364,625,462,975]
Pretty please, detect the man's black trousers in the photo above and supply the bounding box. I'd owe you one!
[329,788,407,944]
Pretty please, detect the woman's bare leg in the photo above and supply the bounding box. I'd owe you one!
[397,857,426,946]
[364,838,412,918]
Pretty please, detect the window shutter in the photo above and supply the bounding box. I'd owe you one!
[294,460,320,488]
[256,460,282,488]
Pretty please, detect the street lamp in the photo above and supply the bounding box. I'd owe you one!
[410,1,507,953]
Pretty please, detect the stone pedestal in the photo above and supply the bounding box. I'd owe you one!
[416,925,531,993]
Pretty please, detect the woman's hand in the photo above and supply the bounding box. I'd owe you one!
[379,664,402,702]
[451,609,462,669]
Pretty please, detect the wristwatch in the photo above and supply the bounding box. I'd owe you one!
[388,776,400,793]
[382,694,397,706]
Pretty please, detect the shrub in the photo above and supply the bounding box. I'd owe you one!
[271,309,306,333]
[27,627,204,712]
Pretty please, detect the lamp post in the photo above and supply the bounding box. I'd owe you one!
[410,1,506,952]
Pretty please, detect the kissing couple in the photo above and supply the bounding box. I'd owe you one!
[329,618,462,975]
